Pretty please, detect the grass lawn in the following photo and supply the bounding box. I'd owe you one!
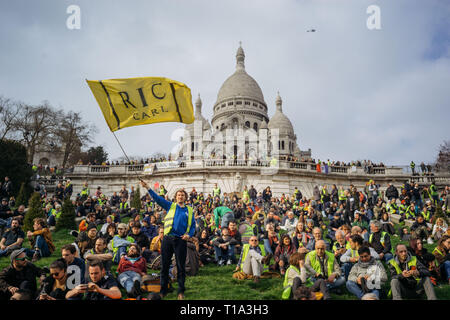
[1,220,449,300]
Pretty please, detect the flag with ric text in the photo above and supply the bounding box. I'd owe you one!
[86,77,195,132]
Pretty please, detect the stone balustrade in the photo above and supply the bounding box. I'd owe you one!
[66,160,449,198]
[72,161,449,182]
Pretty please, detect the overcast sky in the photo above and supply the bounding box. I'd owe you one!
[1,0,449,165]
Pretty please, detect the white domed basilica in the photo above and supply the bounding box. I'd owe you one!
[178,44,311,162]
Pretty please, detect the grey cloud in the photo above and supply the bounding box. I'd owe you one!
[0,0,448,163]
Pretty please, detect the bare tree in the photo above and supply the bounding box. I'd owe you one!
[0,96,21,140]
[13,101,57,162]
[435,140,450,172]
[53,111,97,168]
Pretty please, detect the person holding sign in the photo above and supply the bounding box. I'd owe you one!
[139,179,196,300]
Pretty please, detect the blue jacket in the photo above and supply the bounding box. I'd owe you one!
[147,189,196,238]
[141,224,158,242]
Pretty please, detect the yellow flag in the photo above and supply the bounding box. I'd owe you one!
[86,77,194,131]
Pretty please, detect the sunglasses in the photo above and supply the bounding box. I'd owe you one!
[249,239,258,242]
[15,257,27,261]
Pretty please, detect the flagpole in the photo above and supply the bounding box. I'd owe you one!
[111,131,144,183]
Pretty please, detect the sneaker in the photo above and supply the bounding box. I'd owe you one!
[129,280,142,298]
[226,259,232,265]
[427,238,434,245]
[253,276,260,284]
[177,293,185,300]
[69,230,79,237]
[218,259,224,266]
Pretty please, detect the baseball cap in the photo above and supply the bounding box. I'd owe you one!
[10,248,26,263]
[117,223,127,230]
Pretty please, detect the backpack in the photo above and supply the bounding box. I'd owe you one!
[141,274,163,293]
[172,242,200,277]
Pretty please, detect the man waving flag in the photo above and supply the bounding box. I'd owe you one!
[86,77,194,131]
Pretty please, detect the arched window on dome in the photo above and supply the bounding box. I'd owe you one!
[220,123,225,131]
[281,140,285,150]
[253,123,258,131]
[245,121,250,128]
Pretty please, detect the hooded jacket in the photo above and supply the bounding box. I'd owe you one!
[389,252,431,288]
[348,257,387,286]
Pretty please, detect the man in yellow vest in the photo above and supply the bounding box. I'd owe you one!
[304,240,346,293]
[140,179,195,300]
[388,244,436,300]
[369,220,393,262]
[234,236,271,283]
[212,183,221,198]
[338,186,347,205]
[80,182,90,201]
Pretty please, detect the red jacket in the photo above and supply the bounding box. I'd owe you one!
[117,256,147,275]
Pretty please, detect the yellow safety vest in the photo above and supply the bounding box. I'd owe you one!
[282,265,310,300]
[307,250,335,277]
[388,256,420,297]
[240,243,267,272]
[421,210,430,221]
[163,202,194,236]
[369,231,388,247]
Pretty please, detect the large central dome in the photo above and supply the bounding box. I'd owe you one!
[215,45,265,105]
[216,70,265,103]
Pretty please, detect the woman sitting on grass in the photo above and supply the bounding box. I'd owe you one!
[39,259,70,300]
[293,221,311,250]
[380,210,396,235]
[273,234,296,275]
[432,218,448,242]
[407,237,440,284]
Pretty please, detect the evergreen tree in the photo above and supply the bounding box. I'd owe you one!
[132,185,142,213]
[433,204,448,225]
[23,192,46,232]
[15,182,28,207]
[56,198,76,231]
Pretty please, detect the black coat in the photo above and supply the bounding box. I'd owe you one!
[40,275,70,300]
[386,186,399,199]
[0,262,46,298]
